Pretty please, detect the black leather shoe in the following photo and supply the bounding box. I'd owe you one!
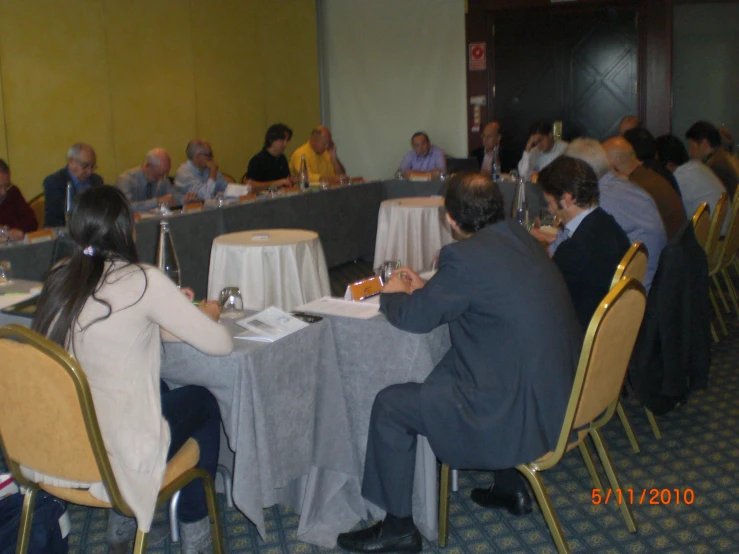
[470,486,533,516]
[337,521,422,553]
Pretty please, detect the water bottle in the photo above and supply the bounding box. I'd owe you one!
[512,176,529,228]
[156,220,181,287]
[492,146,501,181]
[298,154,309,192]
[65,182,74,224]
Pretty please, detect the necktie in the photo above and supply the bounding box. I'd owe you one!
[145,182,153,199]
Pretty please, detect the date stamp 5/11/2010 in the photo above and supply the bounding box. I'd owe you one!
[592,488,695,505]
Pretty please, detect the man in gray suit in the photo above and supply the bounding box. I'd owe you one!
[338,172,582,553]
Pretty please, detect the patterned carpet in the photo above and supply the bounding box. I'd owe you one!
[5,264,739,553]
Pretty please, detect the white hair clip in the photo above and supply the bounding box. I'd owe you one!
[83,246,96,257]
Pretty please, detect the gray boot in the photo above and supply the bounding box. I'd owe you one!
[180,516,215,554]
[106,510,170,553]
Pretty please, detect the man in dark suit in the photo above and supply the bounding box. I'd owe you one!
[42,143,103,227]
[539,156,630,330]
[337,173,582,553]
[471,121,503,175]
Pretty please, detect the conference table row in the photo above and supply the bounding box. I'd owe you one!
[1,178,545,299]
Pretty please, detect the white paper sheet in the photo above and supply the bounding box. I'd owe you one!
[296,296,380,319]
[234,306,308,342]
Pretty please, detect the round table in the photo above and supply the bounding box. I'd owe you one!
[208,229,331,311]
[373,197,453,272]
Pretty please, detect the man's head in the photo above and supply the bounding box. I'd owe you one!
[264,123,293,154]
[410,132,431,158]
[538,156,599,224]
[528,121,555,153]
[623,127,657,162]
[142,148,172,182]
[719,126,734,154]
[685,121,721,161]
[654,135,689,172]
[309,126,332,155]
[565,138,611,179]
[444,172,504,240]
[66,143,97,183]
[618,115,640,136]
[481,121,501,152]
[185,139,214,169]
[602,137,640,178]
[0,159,10,201]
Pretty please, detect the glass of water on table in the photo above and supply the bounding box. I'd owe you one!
[376,260,402,285]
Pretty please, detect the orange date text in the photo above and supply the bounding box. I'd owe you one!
[591,488,694,505]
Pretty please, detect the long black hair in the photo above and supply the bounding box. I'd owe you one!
[32,186,141,346]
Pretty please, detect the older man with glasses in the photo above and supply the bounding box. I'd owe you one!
[174,139,229,201]
[42,142,104,227]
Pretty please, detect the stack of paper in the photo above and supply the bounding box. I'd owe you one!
[234,306,308,342]
[295,296,380,319]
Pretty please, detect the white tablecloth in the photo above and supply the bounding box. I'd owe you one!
[374,197,453,272]
[208,229,331,310]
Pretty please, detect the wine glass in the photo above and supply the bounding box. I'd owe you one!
[218,287,244,319]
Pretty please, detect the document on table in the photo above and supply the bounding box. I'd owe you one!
[296,296,380,319]
[234,306,309,342]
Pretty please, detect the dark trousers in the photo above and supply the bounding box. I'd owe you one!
[161,385,221,523]
[362,383,525,518]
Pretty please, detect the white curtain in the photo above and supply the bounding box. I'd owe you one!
[318,0,468,181]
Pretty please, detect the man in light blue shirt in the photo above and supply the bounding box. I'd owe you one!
[174,139,228,201]
[116,148,179,212]
[398,132,446,179]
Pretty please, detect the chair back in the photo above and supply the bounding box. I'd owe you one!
[183,201,203,213]
[718,193,739,270]
[26,229,55,244]
[542,278,646,469]
[0,325,128,511]
[706,193,729,271]
[691,202,710,249]
[29,193,45,229]
[609,242,647,289]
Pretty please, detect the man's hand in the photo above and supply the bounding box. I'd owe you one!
[157,193,174,207]
[183,191,199,203]
[198,299,222,321]
[328,141,338,159]
[206,159,219,179]
[9,228,24,242]
[180,287,196,302]
[396,266,426,293]
[530,218,558,248]
[382,272,411,294]
[401,170,412,179]
[525,134,542,153]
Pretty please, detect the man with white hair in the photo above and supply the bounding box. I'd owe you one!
[174,139,228,200]
[116,148,182,212]
[564,138,667,292]
[42,142,104,227]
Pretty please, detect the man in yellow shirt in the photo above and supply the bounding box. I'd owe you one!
[289,126,346,183]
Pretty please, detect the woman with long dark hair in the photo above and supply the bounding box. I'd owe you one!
[32,186,233,553]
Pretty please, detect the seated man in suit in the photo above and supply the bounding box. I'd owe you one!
[337,172,582,553]
[604,136,687,240]
[471,121,502,176]
[0,158,38,241]
[116,148,186,212]
[538,156,630,329]
[42,142,103,227]
[398,131,446,180]
[686,121,739,199]
[517,120,568,181]
[623,127,680,194]
[174,139,228,201]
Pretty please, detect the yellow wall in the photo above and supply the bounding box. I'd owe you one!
[0,0,320,197]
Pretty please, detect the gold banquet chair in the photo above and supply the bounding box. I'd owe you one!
[608,242,649,451]
[691,202,710,250]
[439,278,647,554]
[706,193,731,336]
[713,194,739,320]
[0,324,225,554]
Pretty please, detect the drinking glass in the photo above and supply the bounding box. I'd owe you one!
[0,226,8,246]
[539,207,556,227]
[218,287,244,319]
[319,176,330,191]
[509,169,519,182]
[0,261,12,285]
[216,192,225,208]
[395,170,405,180]
[439,170,449,181]
[375,259,402,285]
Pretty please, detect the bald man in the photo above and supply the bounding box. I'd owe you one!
[289,126,345,183]
[174,139,228,201]
[116,148,180,212]
[603,136,686,240]
[472,121,503,175]
[43,142,104,227]
[618,115,640,136]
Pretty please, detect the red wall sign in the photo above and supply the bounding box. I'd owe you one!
[469,42,486,71]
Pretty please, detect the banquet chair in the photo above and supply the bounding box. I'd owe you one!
[691,202,710,250]
[703,193,729,337]
[28,193,45,229]
[26,229,55,244]
[708,193,738,329]
[714,195,739,318]
[609,242,649,451]
[439,278,646,554]
[0,324,225,554]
